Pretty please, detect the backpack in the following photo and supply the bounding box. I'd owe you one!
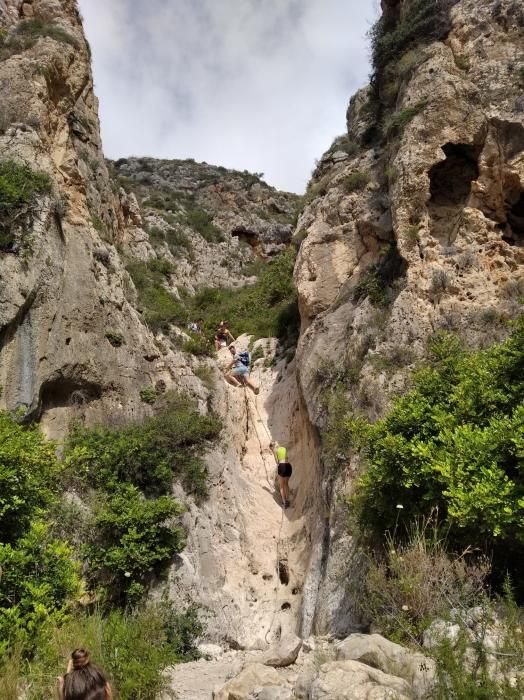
[238,351,251,367]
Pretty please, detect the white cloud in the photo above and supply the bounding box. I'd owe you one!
[78,0,379,193]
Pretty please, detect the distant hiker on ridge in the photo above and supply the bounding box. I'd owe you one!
[225,345,259,394]
[271,441,292,509]
[214,320,235,350]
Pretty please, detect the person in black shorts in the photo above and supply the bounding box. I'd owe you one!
[271,442,292,509]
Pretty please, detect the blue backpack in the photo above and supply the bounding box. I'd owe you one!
[238,351,251,367]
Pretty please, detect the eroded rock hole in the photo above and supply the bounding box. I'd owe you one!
[505,191,524,245]
[428,143,481,243]
[278,559,289,585]
[281,602,291,611]
[39,374,102,413]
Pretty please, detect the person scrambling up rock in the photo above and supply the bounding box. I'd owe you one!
[271,441,292,508]
[225,345,259,394]
[214,320,235,350]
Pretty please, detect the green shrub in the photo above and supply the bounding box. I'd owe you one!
[0,412,60,543]
[352,317,524,592]
[384,100,428,139]
[342,171,369,193]
[185,209,224,243]
[126,259,186,330]
[0,521,81,654]
[139,387,158,404]
[0,160,51,251]
[454,54,470,71]
[83,484,185,603]
[181,332,215,357]
[66,395,222,498]
[147,257,175,276]
[13,604,202,700]
[105,331,125,347]
[370,0,457,80]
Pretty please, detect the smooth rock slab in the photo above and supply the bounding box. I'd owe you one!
[309,660,412,700]
[262,634,303,667]
[252,687,293,700]
[214,663,284,700]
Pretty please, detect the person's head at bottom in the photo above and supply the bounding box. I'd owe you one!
[229,345,236,355]
[60,648,111,700]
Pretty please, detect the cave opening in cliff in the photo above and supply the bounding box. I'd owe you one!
[278,559,290,585]
[505,191,524,245]
[428,142,481,243]
[38,375,102,414]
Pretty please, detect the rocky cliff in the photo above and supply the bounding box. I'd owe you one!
[1,0,523,698]
[293,0,524,638]
[0,0,298,441]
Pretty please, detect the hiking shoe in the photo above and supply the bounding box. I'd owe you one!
[284,500,290,509]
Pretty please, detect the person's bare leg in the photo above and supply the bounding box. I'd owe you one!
[245,377,259,394]
[225,372,242,387]
[283,478,290,504]
[278,475,286,504]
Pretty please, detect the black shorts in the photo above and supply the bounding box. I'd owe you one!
[277,462,292,478]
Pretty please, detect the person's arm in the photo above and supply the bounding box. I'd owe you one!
[106,682,113,699]
[270,441,279,464]
[226,329,235,341]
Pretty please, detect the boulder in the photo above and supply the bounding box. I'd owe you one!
[252,687,293,700]
[262,634,302,668]
[309,660,412,700]
[337,633,435,698]
[214,663,284,700]
[198,642,224,660]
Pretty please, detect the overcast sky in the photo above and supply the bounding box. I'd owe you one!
[78,0,379,193]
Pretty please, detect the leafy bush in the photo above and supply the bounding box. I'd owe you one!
[66,395,222,498]
[185,209,224,243]
[139,386,158,404]
[6,604,203,700]
[193,364,215,390]
[0,522,81,654]
[342,171,369,193]
[126,259,186,330]
[352,317,524,591]
[0,412,60,542]
[187,247,299,346]
[181,332,215,357]
[83,485,185,603]
[105,331,125,347]
[0,160,51,251]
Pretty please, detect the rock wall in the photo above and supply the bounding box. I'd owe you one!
[293,0,524,636]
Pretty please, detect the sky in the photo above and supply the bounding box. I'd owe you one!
[78,0,379,193]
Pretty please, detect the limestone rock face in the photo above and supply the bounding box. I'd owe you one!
[0,0,168,438]
[292,0,524,637]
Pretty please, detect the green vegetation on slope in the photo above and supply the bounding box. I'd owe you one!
[126,247,300,351]
[186,247,300,348]
[0,160,51,250]
[343,317,524,591]
[0,393,221,695]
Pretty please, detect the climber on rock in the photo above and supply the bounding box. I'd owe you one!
[224,345,259,394]
[271,441,292,509]
[214,320,235,350]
